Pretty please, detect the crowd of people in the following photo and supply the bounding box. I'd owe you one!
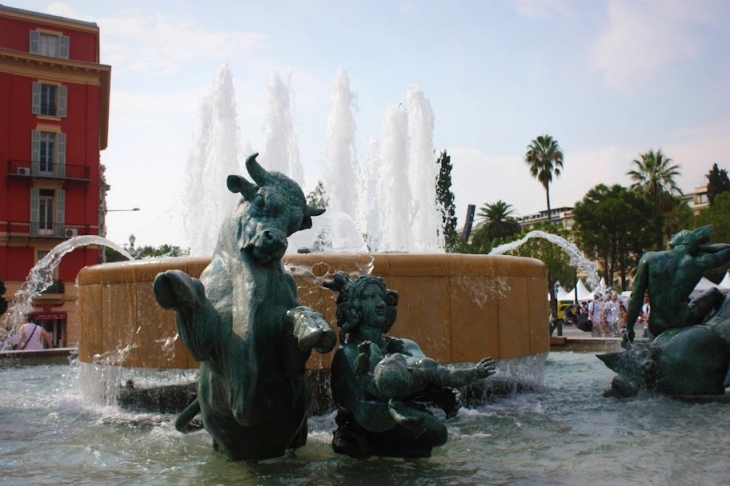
[559,290,651,338]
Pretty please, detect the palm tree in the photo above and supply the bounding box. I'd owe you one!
[627,149,682,249]
[627,149,682,203]
[472,200,521,248]
[524,135,564,220]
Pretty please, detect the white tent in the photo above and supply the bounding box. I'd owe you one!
[694,277,718,292]
[719,271,730,290]
[556,285,574,301]
[575,279,594,301]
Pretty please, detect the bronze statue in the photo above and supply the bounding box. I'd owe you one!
[325,272,496,458]
[601,226,730,397]
[153,154,336,460]
[625,225,730,342]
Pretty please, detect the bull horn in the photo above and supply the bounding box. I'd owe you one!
[304,205,326,217]
[227,175,257,201]
[245,153,269,186]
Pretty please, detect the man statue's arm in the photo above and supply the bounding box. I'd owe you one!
[698,243,730,270]
[625,258,648,342]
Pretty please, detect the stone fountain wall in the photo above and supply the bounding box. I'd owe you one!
[76,254,548,368]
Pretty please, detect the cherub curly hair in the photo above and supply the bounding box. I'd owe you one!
[323,272,398,342]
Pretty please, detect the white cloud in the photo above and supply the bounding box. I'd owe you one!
[45,2,265,74]
[592,0,718,92]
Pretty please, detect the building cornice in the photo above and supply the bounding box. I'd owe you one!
[0,5,99,33]
[0,47,111,150]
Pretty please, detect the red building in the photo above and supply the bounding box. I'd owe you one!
[0,5,110,347]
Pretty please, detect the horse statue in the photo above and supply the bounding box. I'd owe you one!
[153,153,336,460]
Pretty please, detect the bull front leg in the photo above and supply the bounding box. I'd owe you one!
[153,270,222,362]
[287,306,337,353]
[281,306,337,377]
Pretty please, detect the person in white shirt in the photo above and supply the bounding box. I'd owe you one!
[17,322,52,350]
[638,291,651,338]
[588,295,604,336]
[602,292,621,336]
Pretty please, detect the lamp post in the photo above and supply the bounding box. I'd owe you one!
[99,208,141,263]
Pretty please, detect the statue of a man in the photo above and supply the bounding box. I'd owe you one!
[626,225,730,343]
[325,272,495,458]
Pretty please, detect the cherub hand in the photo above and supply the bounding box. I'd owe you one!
[475,357,497,379]
[354,341,372,374]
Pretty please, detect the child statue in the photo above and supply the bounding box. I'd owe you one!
[324,272,496,458]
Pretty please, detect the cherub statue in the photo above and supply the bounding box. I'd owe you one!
[324,272,496,458]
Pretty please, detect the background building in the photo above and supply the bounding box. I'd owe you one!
[0,5,110,347]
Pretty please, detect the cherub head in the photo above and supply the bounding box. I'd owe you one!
[323,272,398,342]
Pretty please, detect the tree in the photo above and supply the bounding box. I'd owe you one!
[524,134,564,219]
[693,191,730,282]
[435,150,458,251]
[472,200,521,246]
[627,149,682,250]
[573,184,653,290]
[306,181,330,209]
[706,163,730,206]
[104,243,189,262]
[508,222,577,298]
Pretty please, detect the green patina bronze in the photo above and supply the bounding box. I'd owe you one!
[600,225,730,397]
[153,153,336,461]
[325,272,496,458]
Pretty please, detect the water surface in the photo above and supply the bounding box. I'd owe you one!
[1,353,728,485]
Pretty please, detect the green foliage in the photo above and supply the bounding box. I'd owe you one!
[435,150,459,251]
[524,134,564,217]
[705,163,730,206]
[626,149,682,250]
[573,184,654,290]
[507,222,576,295]
[472,200,521,247]
[306,181,330,209]
[104,243,189,262]
[693,191,730,282]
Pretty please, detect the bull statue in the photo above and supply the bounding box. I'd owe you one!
[153,153,336,460]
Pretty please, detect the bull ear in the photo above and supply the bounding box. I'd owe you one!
[245,153,269,186]
[304,205,326,218]
[299,205,325,231]
[227,175,258,201]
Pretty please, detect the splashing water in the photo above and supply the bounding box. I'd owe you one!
[1,236,134,348]
[489,230,601,290]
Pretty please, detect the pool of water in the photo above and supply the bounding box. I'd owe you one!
[2,352,728,485]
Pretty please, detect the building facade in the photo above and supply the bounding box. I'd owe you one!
[516,206,574,230]
[0,5,110,347]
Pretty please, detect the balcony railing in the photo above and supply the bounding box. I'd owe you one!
[7,160,91,182]
[40,279,65,294]
[5,221,92,239]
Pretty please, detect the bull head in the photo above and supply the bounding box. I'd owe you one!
[226,153,325,231]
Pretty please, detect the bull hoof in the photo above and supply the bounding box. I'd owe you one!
[153,270,197,310]
[287,307,337,353]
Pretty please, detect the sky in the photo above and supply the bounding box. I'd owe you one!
[14,0,730,248]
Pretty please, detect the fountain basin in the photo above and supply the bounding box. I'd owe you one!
[77,253,549,368]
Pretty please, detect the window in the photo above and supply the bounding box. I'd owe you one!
[32,82,67,117]
[31,130,66,177]
[29,30,69,59]
[30,188,65,237]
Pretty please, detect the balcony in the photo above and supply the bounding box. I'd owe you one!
[5,221,92,239]
[7,160,91,182]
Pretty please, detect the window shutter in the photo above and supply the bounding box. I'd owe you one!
[59,36,70,59]
[57,132,66,178]
[31,130,40,175]
[30,188,39,236]
[59,85,68,118]
[32,82,41,114]
[29,30,40,54]
[55,189,65,237]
